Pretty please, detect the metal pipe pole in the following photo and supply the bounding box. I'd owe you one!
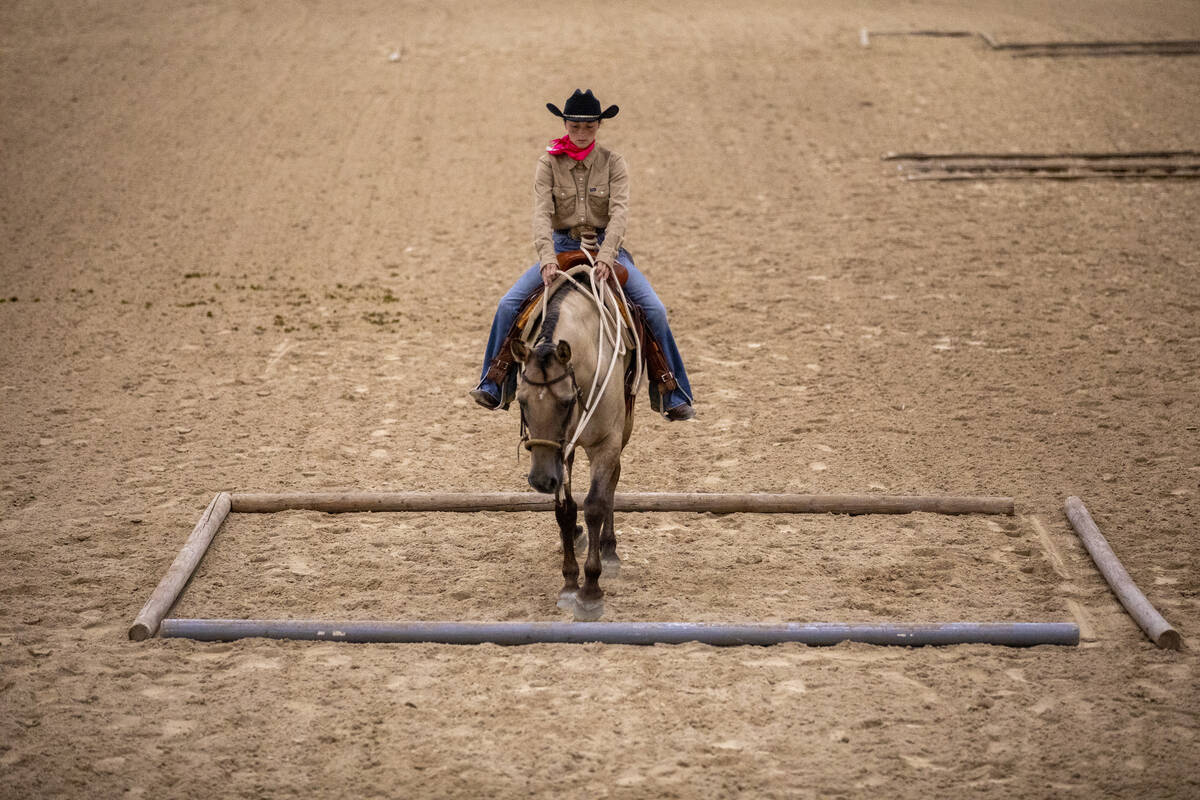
[160,619,1079,647]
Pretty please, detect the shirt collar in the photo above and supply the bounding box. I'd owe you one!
[574,145,599,168]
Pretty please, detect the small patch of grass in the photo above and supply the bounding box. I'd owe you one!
[362,311,394,326]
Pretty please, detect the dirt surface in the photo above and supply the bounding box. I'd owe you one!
[2,1,1199,797]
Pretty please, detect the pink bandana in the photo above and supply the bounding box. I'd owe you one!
[546,135,595,161]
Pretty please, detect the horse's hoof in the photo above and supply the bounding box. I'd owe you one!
[601,556,621,578]
[557,590,578,612]
[573,596,605,622]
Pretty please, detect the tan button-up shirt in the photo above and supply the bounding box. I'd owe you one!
[533,144,630,268]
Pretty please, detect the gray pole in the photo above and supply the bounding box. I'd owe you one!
[160,619,1079,647]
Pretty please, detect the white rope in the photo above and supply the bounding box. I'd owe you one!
[579,250,613,417]
[547,259,640,460]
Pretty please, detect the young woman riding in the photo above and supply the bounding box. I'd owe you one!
[470,88,695,421]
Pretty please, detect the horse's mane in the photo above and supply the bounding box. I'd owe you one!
[529,273,616,386]
[534,275,594,351]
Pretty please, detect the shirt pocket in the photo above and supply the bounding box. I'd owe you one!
[587,184,610,216]
[552,186,578,219]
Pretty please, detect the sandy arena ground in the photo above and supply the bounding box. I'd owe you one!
[2,1,1199,797]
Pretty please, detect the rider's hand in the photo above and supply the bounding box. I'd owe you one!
[540,262,559,285]
[595,260,612,283]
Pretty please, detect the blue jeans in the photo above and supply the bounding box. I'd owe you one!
[476,231,693,412]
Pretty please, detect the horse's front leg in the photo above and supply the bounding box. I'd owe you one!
[599,460,621,577]
[575,457,618,622]
[555,453,580,611]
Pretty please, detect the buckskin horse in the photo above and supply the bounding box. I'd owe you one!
[510,266,638,622]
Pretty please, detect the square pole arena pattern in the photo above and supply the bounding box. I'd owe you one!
[129,490,1089,648]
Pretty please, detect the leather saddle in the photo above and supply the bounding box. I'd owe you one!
[484,255,677,413]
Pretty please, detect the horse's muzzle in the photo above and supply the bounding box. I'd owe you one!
[527,453,563,495]
[528,470,561,495]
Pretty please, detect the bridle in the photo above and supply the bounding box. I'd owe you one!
[518,354,585,456]
[516,263,642,490]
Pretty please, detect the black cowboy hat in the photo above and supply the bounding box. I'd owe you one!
[546,89,619,122]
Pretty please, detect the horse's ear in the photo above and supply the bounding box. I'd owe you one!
[511,339,530,363]
[555,340,571,364]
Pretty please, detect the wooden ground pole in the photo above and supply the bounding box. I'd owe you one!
[229,491,1015,516]
[1064,496,1182,650]
[128,492,232,641]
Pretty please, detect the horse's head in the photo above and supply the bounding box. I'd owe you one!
[513,338,582,495]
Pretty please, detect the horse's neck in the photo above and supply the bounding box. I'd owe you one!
[553,289,603,385]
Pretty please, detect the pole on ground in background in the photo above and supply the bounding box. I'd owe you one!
[1064,496,1182,650]
[128,493,232,641]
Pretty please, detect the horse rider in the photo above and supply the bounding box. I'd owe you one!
[469,88,696,421]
